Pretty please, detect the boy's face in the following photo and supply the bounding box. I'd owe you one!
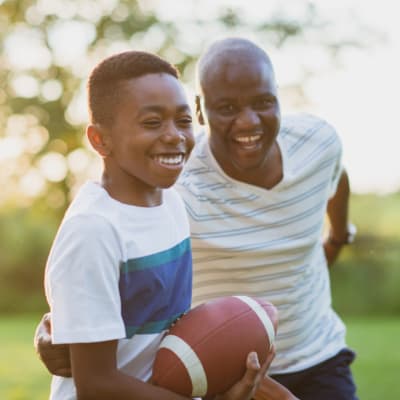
[103,73,194,195]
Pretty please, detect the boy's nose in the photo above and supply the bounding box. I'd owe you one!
[162,123,185,143]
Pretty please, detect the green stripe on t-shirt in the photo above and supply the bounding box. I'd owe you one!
[125,312,185,336]
[120,238,191,273]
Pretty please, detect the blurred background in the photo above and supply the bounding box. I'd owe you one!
[0,0,399,398]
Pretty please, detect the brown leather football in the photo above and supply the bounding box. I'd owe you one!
[151,295,278,398]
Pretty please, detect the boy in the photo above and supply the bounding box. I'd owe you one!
[44,50,269,400]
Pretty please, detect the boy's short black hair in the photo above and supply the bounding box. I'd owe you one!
[88,51,179,127]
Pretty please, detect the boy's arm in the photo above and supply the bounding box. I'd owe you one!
[71,339,190,400]
[34,314,274,400]
[71,340,270,400]
[253,375,299,400]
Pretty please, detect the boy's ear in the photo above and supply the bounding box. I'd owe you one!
[86,124,111,157]
[195,95,205,126]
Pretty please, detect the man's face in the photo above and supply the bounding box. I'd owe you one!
[200,55,281,179]
[106,73,195,192]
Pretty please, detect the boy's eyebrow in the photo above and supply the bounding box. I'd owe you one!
[138,104,191,115]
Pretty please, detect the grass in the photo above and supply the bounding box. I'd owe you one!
[344,317,400,400]
[0,314,50,400]
[0,314,399,399]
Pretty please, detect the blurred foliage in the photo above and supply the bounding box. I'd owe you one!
[0,0,374,209]
[331,192,400,316]
[0,0,387,315]
[1,191,399,315]
[0,206,56,313]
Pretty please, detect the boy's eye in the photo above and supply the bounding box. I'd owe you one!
[177,116,192,126]
[217,104,237,115]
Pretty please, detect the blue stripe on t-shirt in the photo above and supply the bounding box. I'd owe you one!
[119,238,192,338]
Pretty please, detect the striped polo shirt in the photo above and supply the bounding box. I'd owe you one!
[177,113,347,374]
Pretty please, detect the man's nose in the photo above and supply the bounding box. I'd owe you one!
[235,107,260,130]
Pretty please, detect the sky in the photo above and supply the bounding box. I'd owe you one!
[3,0,400,195]
[141,0,400,195]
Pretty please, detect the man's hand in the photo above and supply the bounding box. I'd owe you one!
[33,313,72,377]
[323,239,343,267]
[215,350,274,400]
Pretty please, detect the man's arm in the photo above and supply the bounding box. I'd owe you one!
[34,312,71,377]
[324,169,352,266]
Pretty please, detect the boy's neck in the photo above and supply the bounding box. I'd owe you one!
[101,174,163,207]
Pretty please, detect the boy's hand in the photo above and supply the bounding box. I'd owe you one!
[215,350,273,400]
[33,313,72,377]
[253,375,299,400]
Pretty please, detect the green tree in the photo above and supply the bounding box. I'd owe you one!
[0,0,376,313]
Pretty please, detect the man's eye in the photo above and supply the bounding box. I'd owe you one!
[253,98,275,109]
[143,120,161,128]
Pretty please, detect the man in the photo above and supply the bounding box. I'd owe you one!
[176,37,358,400]
[36,38,357,399]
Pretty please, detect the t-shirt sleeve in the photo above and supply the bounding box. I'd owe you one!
[45,214,125,344]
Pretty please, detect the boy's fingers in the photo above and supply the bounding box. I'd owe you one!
[242,352,261,388]
[259,346,276,377]
[247,351,261,370]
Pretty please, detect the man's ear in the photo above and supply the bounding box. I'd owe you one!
[86,124,111,157]
[195,95,205,126]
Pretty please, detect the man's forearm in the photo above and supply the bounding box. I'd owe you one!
[326,169,350,241]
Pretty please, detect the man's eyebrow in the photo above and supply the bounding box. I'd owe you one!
[138,104,191,114]
[254,91,277,98]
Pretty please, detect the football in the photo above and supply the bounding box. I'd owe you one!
[151,295,278,398]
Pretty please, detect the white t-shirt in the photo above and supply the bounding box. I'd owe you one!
[45,182,192,399]
[177,113,346,374]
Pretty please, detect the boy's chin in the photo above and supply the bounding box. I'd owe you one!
[158,180,178,189]
[155,173,182,189]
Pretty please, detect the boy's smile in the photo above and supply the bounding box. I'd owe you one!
[100,73,195,206]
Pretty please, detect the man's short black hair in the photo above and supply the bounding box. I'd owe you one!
[88,51,179,127]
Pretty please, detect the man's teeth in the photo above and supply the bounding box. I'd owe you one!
[155,154,184,165]
[236,135,261,143]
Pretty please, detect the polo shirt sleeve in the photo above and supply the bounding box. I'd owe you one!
[328,128,344,198]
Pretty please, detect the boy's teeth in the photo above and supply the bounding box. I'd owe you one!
[236,135,261,143]
[156,155,184,165]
